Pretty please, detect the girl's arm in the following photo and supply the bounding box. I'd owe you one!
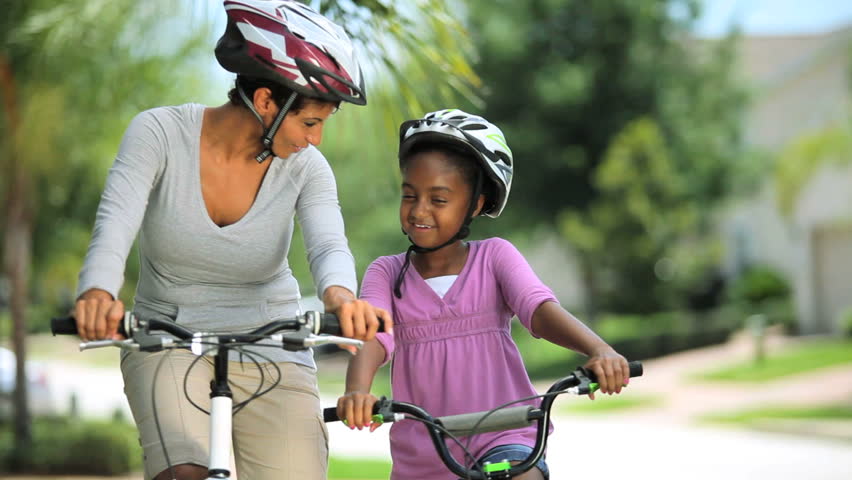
[531,301,628,397]
[488,238,629,397]
[337,338,387,430]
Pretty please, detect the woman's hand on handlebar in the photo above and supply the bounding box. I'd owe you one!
[337,391,382,431]
[583,348,629,399]
[74,289,125,341]
[323,286,393,354]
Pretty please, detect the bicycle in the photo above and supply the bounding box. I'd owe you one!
[51,310,373,480]
[324,360,643,479]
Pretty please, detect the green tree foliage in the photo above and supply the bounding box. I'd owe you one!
[1,0,213,452]
[465,0,748,314]
[774,124,852,216]
[559,118,700,312]
[2,0,480,466]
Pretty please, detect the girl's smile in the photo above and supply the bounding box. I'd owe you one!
[400,151,473,249]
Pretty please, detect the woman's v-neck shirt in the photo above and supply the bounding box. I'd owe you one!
[77,104,356,364]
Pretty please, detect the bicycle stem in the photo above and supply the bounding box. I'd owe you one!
[208,349,234,479]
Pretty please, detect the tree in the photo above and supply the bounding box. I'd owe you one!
[1,0,479,466]
[465,0,748,315]
[0,0,212,458]
[775,125,852,216]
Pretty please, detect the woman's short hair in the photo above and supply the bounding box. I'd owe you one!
[228,75,340,113]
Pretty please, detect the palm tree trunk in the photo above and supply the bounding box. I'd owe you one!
[0,52,32,453]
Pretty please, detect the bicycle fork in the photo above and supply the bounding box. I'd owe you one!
[207,351,233,479]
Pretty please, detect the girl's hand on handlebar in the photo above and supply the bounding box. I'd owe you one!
[337,391,382,431]
[74,289,125,341]
[323,286,394,354]
[583,348,629,399]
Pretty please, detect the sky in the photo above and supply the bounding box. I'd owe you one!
[695,0,852,37]
[200,0,852,98]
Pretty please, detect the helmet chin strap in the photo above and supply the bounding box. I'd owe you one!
[393,172,483,298]
[237,85,298,163]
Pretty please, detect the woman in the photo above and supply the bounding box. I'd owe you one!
[73,2,390,479]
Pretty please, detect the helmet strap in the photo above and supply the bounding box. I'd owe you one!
[236,84,298,163]
[393,170,483,298]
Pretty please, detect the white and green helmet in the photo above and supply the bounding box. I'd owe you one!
[398,109,514,218]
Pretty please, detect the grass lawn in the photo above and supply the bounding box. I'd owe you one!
[699,404,852,425]
[691,339,852,383]
[558,393,661,414]
[328,456,391,480]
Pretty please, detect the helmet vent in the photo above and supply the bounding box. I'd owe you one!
[496,151,512,166]
[460,124,487,130]
[254,54,277,69]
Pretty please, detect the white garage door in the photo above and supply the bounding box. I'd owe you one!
[813,225,852,334]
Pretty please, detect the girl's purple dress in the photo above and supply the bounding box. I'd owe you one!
[362,237,557,479]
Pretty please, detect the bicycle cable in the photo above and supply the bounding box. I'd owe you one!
[153,337,287,479]
[460,390,564,476]
[401,414,484,480]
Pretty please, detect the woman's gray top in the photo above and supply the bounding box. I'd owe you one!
[77,103,357,365]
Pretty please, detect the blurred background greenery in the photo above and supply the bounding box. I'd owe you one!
[2,0,852,476]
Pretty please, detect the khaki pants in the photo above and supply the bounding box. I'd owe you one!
[121,350,328,480]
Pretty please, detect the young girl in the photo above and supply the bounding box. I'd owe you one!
[337,109,629,479]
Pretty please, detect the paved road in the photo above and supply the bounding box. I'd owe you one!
[324,402,852,480]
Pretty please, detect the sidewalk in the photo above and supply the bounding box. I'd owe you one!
[598,328,852,440]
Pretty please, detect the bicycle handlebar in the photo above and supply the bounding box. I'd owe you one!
[324,360,643,479]
[51,311,383,352]
[51,311,349,337]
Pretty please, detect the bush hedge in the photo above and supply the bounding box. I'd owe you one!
[514,303,766,380]
[0,415,142,475]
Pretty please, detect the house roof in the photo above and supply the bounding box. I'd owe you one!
[736,25,852,88]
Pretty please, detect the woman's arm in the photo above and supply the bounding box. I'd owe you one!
[322,285,392,353]
[75,110,165,340]
[296,151,358,297]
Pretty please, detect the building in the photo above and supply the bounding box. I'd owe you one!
[722,25,852,334]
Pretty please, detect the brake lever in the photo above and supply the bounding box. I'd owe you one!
[79,339,137,351]
[303,334,364,350]
[561,367,599,395]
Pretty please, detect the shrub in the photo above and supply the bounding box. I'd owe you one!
[0,415,141,475]
[728,266,791,306]
[841,308,852,338]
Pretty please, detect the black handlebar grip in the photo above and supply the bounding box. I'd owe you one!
[323,406,340,423]
[315,312,386,336]
[323,402,385,423]
[317,313,342,336]
[579,360,643,383]
[628,360,643,378]
[51,316,78,335]
[50,315,129,337]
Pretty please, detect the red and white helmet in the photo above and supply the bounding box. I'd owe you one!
[399,109,513,217]
[216,0,366,105]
